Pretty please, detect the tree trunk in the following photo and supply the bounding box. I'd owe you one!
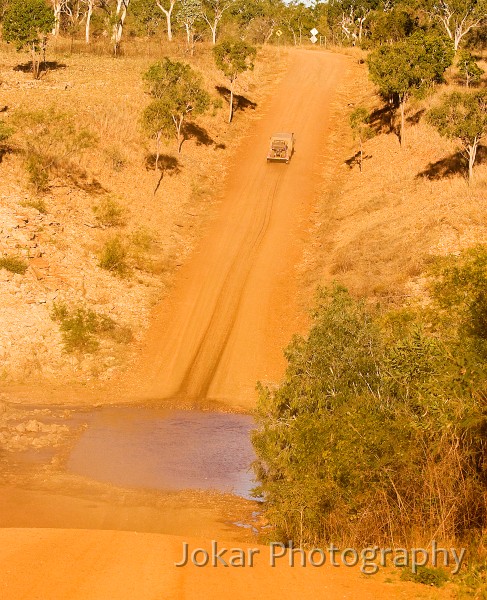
[166,11,173,42]
[211,24,217,45]
[177,117,184,153]
[228,79,235,123]
[155,131,161,172]
[454,32,461,52]
[31,44,40,79]
[86,1,93,44]
[156,1,174,42]
[399,98,406,146]
[52,1,62,36]
[112,0,130,56]
[359,137,363,172]
[468,140,478,183]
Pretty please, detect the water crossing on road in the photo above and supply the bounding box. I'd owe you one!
[66,407,257,499]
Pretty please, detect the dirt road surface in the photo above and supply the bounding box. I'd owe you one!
[128,49,346,410]
[0,530,452,600]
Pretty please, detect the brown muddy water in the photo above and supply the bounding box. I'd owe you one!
[66,407,257,499]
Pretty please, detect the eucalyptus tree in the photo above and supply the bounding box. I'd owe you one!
[3,0,55,79]
[368,31,454,146]
[423,0,487,51]
[213,39,256,122]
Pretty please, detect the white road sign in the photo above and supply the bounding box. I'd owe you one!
[310,35,318,44]
[310,28,319,36]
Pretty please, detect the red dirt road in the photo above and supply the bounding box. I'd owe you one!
[130,49,347,409]
[0,530,450,600]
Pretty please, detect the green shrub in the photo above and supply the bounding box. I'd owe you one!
[21,198,47,214]
[130,227,154,252]
[253,253,487,548]
[52,303,100,353]
[104,146,126,172]
[0,256,28,274]
[52,302,133,353]
[400,566,449,587]
[457,561,487,598]
[26,151,49,192]
[93,196,126,227]
[457,50,484,87]
[98,236,129,275]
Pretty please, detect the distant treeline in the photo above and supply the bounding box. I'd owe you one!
[1,0,487,51]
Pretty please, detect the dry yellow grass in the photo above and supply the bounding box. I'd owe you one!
[304,54,487,302]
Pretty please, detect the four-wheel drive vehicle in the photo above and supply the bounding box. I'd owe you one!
[267,132,294,163]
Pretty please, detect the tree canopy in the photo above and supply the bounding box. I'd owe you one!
[213,39,257,122]
[368,31,454,145]
[142,58,210,154]
[3,0,54,78]
[427,90,487,181]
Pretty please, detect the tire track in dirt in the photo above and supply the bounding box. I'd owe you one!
[178,176,280,400]
[130,50,348,409]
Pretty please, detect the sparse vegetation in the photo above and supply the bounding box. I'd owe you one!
[98,235,129,276]
[0,121,12,147]
[11,108,97,192]
[400,566,449,587]
[93,196,127,227]
[0,255,28,274]
[20,198,48,214]
[349,107,373,172]
[52,302,133,353]
[105,146,127,172]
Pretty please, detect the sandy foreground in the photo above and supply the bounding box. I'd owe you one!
[0,529,454,599]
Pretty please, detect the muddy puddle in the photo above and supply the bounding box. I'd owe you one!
[65,407,257,499]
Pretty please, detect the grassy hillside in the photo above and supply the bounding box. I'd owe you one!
[0,39,287,383]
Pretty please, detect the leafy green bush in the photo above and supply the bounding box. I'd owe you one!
[21,198,47,214]
[98,236,129,275]
[0,256,28,274]
[457,50,484,87]
[93,196,126,227]
[52,302,133,353]
[400,566,449,587]
[253,248,487,548]
[457,561,487,598]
